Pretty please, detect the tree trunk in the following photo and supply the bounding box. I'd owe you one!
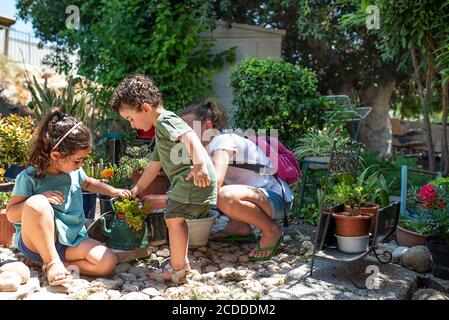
[411,46,436,171]
[358,80,396,160]
[442,81,449,177]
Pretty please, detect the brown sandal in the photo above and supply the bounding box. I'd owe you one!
[149,262,187,284]
[42,260,73,286]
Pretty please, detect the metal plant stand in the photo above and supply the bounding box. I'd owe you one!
[309,139,400,276]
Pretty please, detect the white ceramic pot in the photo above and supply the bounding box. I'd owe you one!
[335,234,370,254]
[186,210,219,248]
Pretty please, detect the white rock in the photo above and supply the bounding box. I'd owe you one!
[121,292,150,300]
[202,272,216,280]
[156,248,170,258]
[259,277,284,288]
[283,235,292,242]
[0,271,22,292]
[401,245,432,272]
[87,292,110,300]
[267,264,280,272]
[412,289,449,300]
[107,290,122,300]
[300,241,315,256]
[0,261,30,284]
[238,255,249,263]
[392,246,409,263]
[142,287,161,297]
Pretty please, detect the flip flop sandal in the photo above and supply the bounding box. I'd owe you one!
[210,229,256,242]
[42,260,73,286]
[149,262,187,284]
[249,236,283,262]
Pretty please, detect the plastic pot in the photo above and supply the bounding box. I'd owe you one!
[336,234,370,254]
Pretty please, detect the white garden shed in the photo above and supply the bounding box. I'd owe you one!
[200,21,286,117]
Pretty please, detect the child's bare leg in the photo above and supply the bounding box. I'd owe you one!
[21,195,69,281]
[64,238,117,277]
[166,218,189,270]
[218,185,282,259]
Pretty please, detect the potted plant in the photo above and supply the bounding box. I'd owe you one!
[121,145,169,195]
[325,168,390,253]
[418,178,449,279]
[186,207,219,248]
[81,153,105,219]
[294,129,348,169]
[99,163,133,215]
[0,192,15,247]
[0,114,34,179]
[0,168,14,192]
[100,197,150,250]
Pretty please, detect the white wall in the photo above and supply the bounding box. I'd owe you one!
[200,22,285,117]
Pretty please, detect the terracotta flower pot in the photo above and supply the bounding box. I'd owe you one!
[131,170,169,196]
[332,212,372,237]
[0,209,15,247]
[396,225,427,248]
[141,194,168,211]
[344,204,379,234]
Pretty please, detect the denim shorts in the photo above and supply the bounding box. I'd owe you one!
[258,188,292,221]
[165,199,210,220]
[17,234,68,263]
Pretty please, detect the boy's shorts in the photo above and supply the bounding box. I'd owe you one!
[258,188,292,221]
[17,234,68,263]
[165,199,210,220]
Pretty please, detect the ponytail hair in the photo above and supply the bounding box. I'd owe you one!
[27,110,92,178]
[180,98,228,130]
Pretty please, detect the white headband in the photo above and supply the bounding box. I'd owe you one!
[52,122,83,151]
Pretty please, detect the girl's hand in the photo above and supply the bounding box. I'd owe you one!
[111,188,132,199]
[41,190,65,205]
[186,165,210,188]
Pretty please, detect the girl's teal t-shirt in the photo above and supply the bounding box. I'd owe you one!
[11,166,89,247]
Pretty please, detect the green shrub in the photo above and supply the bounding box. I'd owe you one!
[230,57,326,146]
[0,114,35,167]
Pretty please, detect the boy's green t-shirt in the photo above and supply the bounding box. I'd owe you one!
[151,110,217,205]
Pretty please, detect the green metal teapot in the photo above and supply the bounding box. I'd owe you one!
[99,197,149,250]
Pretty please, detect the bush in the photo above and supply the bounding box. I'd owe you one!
[0,114,35,167]
[230,57,326,146]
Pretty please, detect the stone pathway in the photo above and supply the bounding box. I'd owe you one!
[1,218,447,300]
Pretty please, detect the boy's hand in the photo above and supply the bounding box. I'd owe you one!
[186,165,210,188]
[111,188,132,199]
[41,190,65,205]
[130,185,142,198]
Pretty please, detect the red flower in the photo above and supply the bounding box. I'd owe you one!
[438,200,447,208]
[418,185,438,202]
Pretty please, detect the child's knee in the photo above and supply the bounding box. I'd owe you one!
[24,195,53,216]
[98,250,117,276]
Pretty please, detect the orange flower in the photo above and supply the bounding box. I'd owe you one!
[101,168,115,179]
[0,168,5,176]
[438,200,447,208]
[424,201,435,209]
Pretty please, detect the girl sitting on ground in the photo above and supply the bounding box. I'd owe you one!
[6,110,131,286]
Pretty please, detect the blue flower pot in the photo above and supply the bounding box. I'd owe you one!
[82,192,97,219]
[4,165,24,179]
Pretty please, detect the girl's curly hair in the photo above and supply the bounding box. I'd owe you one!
[111,74,163,112]
[27,110,92,178]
